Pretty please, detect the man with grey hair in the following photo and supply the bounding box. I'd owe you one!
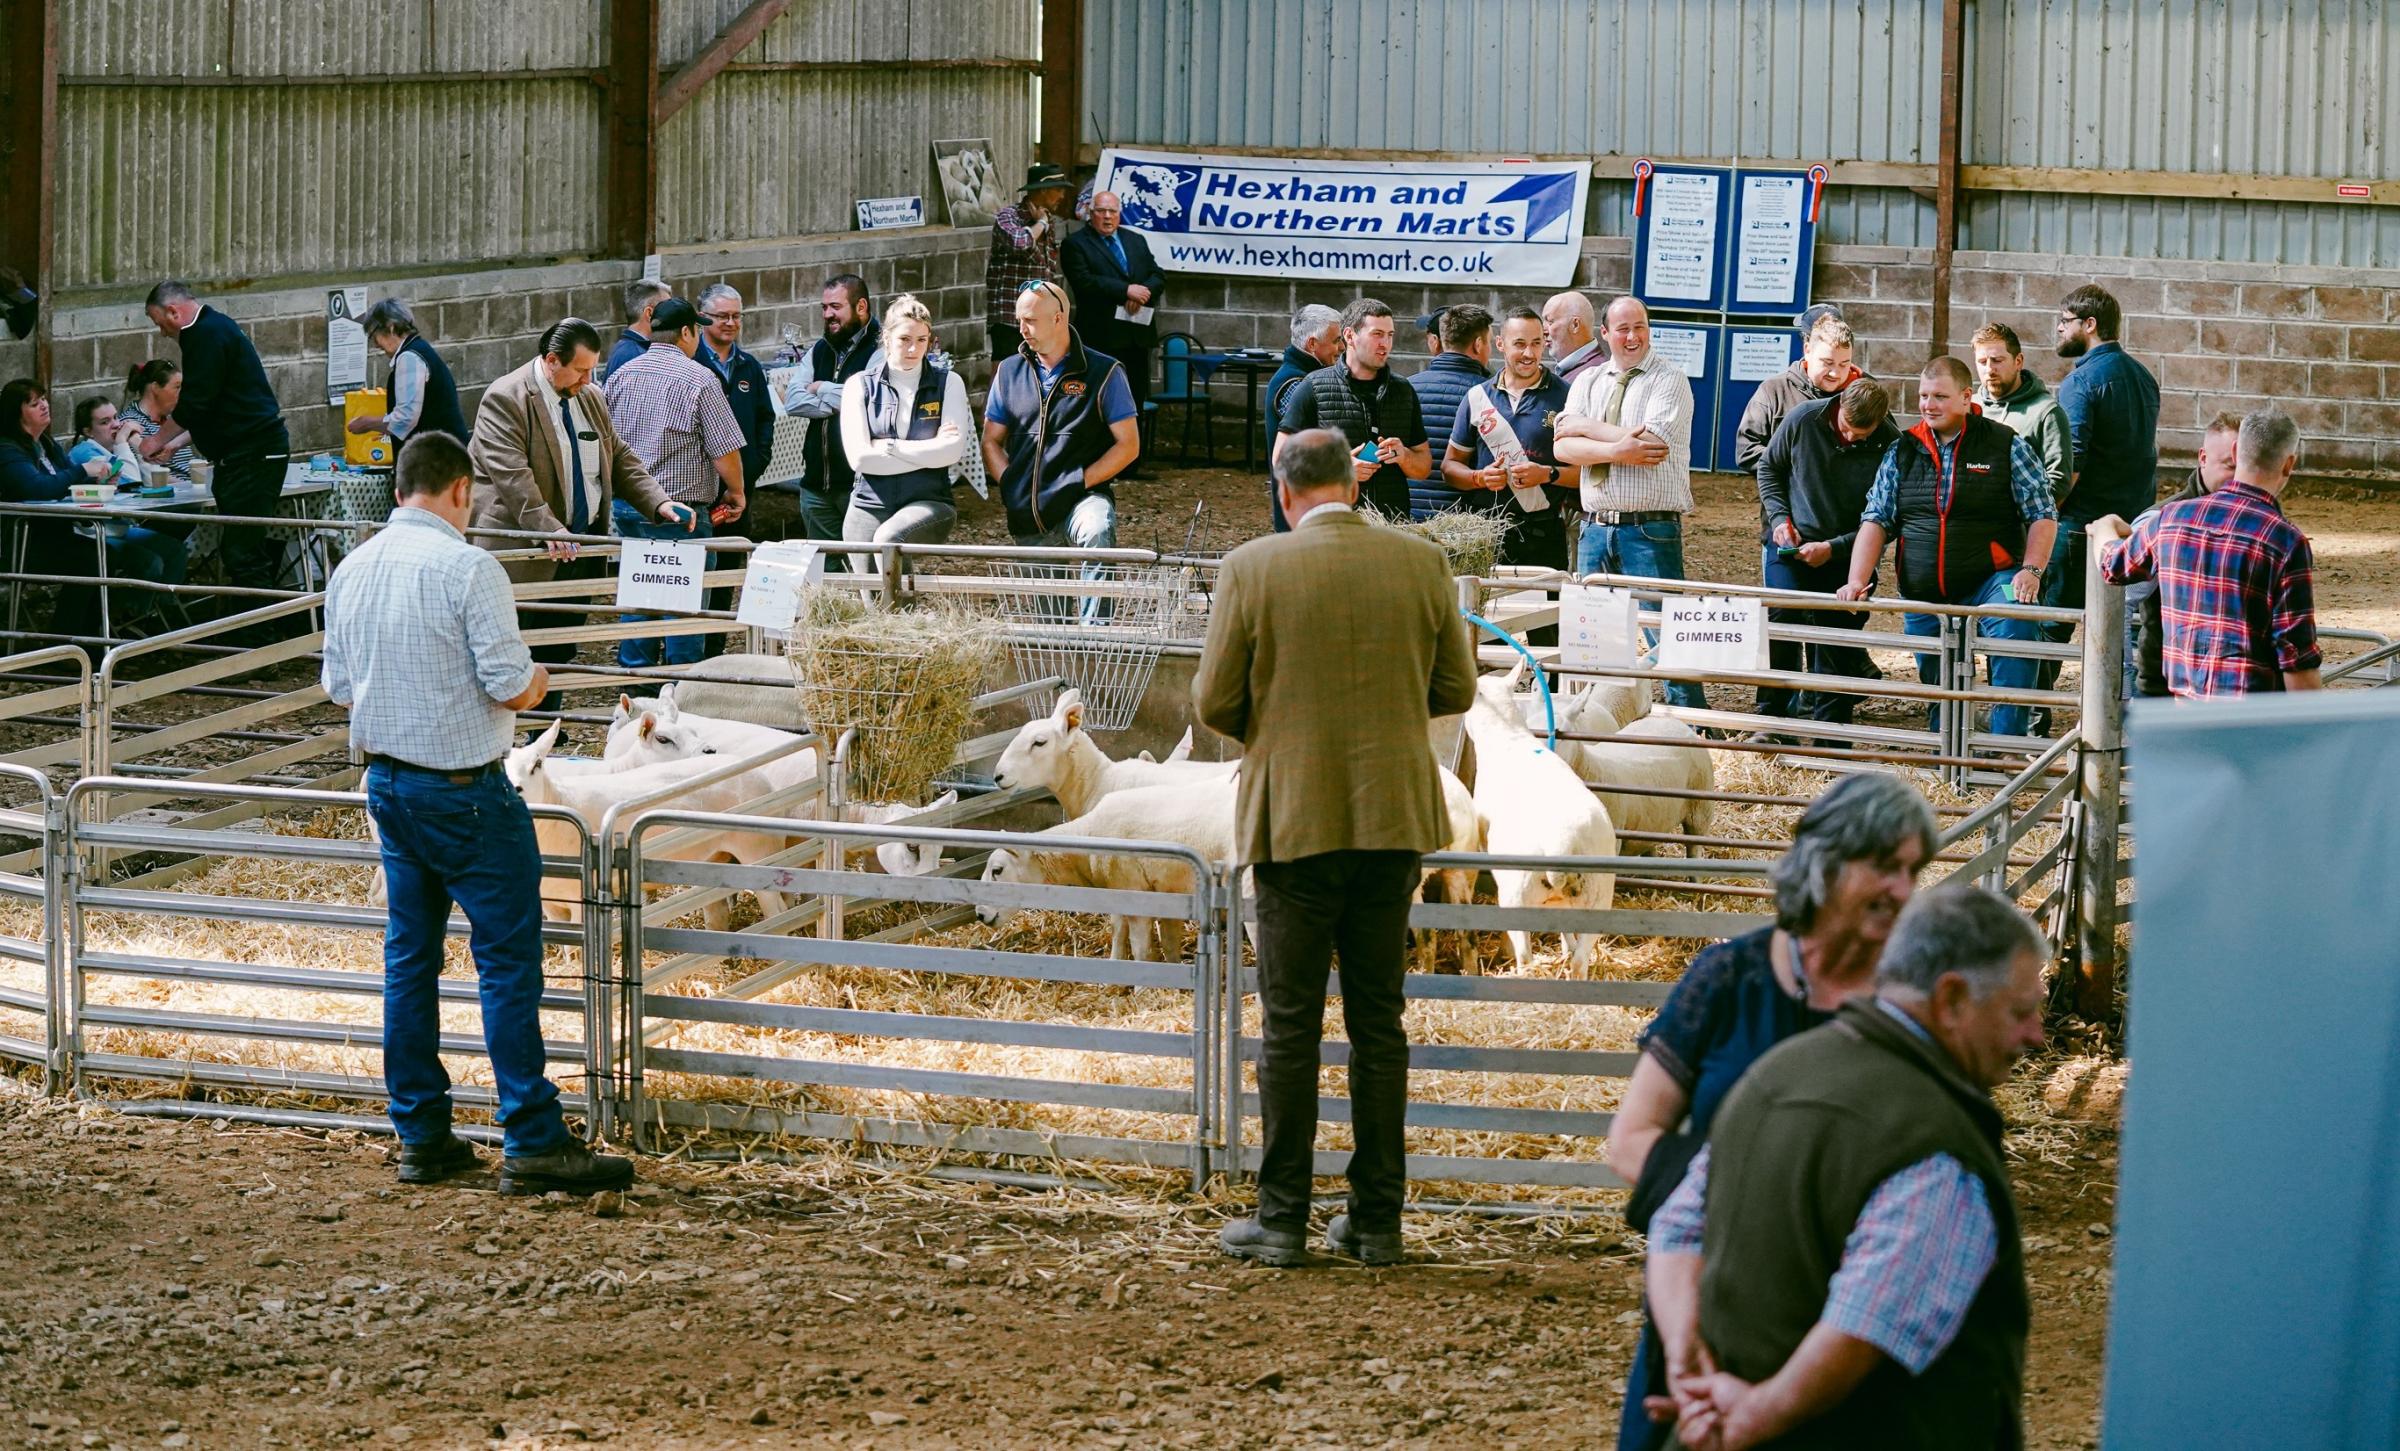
[2091,408,2323,697]
[1541,290,1603,383]
[345,297,468,450]
[1643,881,2046,1450]
[608,278,673,379]
[1261,304,1343,528]
[697,283,774,505]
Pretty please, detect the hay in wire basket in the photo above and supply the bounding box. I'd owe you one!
[786,590,1000,805]
[1368,507,1512,577]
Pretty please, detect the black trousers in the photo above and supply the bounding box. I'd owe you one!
[522,554,610,670]
[1757,545,1878,724]
[210,430,291,598]
[1252,848,1422,1235]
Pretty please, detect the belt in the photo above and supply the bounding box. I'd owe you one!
[366,754,503,785]
[1586,509,1681,526]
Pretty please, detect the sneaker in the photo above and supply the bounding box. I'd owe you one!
[1218,1217,1309,1267]
[395,1134,482,1185]
[498,1139,636,1197]
[1323,1213,1403,1266]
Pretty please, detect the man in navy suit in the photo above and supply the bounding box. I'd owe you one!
[1062,190,1167,413]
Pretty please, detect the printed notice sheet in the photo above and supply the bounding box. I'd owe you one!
[1733,175,1805,307]
[1644,172,1722,300]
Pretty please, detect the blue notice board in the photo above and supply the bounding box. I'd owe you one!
[1646,320,1722,474]
[1716,327,1803,474]
[1724,169,1819,316]
[1632,166,1732,314]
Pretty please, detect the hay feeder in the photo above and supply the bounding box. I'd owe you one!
[994,560,1193,731]
[787,591,1000,805]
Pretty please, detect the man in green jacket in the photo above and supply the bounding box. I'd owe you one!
[1641,883,2049,1450]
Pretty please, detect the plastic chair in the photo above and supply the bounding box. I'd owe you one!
[1151,332,1217,463]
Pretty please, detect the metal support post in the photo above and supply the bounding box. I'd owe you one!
[1941,616,1972,787]
[2075,547,2127,1020]
[40,793,65,1096]
[581,832,613,1145]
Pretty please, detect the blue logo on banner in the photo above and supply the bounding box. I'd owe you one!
[1488,172,1579,244]
[1114,164,1204,231]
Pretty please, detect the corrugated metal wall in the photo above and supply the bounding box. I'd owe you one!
[1085,0,2400,264]
[50,0,1034,290]
[53,0,607,288]
[1961,0,2400,265]
[655,0,1037,247]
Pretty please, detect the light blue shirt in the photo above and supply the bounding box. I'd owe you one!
[321,507,535,769]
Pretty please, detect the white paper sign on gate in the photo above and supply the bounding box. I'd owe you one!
[1656,594,1769,673]
[1559,584,1641,671]
[735,542,824,632]
[616,538,707,613]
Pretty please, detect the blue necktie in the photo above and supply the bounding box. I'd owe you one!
[1107,233,1128,273]
[559,392,589,534]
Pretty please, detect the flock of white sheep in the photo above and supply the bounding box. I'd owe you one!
[404,651,1720,977]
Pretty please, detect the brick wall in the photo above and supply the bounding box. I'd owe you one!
[1157,238,2400,486]
[22,227,996,456]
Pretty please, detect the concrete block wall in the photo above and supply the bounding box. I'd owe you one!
[20,228,996,457]
[1163,237,2400,486]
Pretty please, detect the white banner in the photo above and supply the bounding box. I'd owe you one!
[1095,148,1590,288]
[1656,595,1770,673]
[617,539,706,614]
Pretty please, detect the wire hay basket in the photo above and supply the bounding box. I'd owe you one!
[993,561,1194,732]
[787,591,1001,805]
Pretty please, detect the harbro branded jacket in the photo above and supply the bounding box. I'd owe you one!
[1887,414,2027,604]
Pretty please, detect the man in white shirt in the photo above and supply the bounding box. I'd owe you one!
[1553,295,1705,710]
[322,431,635,1198]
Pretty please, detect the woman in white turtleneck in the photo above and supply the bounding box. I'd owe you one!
[838,293,972,547]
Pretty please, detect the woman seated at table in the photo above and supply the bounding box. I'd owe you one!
[125,359,196,481]
[0,378,183,640]
[838,293,970,547]
[69,397,189,583]
[1604,770,1939,1451]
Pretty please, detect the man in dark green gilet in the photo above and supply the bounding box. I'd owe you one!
[1640,882,2049,1450]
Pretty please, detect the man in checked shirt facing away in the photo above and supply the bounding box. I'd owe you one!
[2089,408,2323,698]
[1642,882,2047,1451]
[321,432,636,1198]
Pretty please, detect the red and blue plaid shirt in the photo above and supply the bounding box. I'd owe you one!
[2100,481,2320,697]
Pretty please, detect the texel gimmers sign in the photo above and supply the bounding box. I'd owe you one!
[1094,148,1590,288]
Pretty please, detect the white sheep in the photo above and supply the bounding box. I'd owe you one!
[976,778,1237,961]
[992,689,1237,818]
[509,721,796,930]
[1462,673,1619,973]
[1574,715,1717,855]
[1503,664,1713,856]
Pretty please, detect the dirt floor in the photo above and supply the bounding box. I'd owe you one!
[7,460,2389,1449]
[0,1088,2118,1450]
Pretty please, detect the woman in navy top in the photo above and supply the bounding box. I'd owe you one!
[1,378,183,642]
[1608,771,1941,1451]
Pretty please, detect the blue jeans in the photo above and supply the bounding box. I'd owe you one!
[1014,490,1118,624]
[613,500,713,668]
[366,763,567,1157]
[1904,570,2042,738]
[1575,515,1707,710]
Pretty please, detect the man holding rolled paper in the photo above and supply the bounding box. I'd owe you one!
[1440,306,1572,571]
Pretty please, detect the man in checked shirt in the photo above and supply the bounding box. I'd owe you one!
[2089,408,2324,698]
[1642,883,2047,1450]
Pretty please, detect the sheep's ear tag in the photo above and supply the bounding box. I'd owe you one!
[1062,699,1084,731]
[638,715,657,740]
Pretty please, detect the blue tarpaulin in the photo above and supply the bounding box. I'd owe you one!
[2104,690,2400,1449]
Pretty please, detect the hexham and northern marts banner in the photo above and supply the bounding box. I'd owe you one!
[1095,148,1592,289]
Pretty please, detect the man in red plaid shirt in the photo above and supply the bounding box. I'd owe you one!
[2090,409,2323,698]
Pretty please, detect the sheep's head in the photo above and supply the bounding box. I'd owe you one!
[630,710,714,762]
[975,848,1024,925]
[994,691,1086,791]
[506,721,564,792]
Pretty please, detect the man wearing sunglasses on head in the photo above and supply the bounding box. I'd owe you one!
[980,280,1141,554]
